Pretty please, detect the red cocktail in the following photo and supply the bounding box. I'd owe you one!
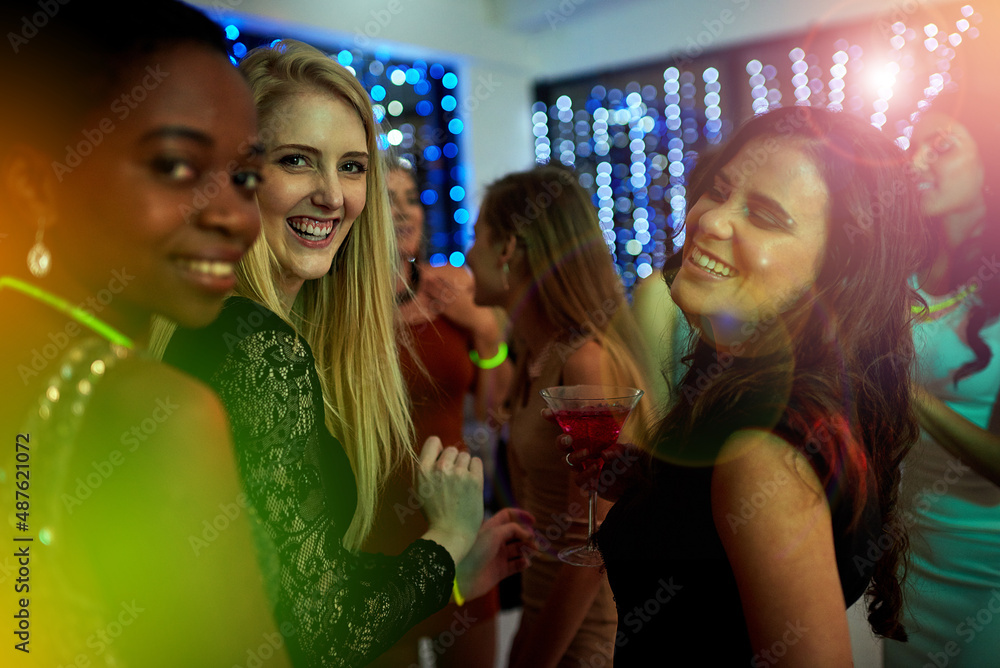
[540,385,643,567]
[552,406,633,463]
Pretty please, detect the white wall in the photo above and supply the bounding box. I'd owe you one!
[190,0,539,212]
[192,0,959,216]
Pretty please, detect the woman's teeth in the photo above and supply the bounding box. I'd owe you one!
[691,247,736,277]
[178,259,235,277]
[288,218,334,241]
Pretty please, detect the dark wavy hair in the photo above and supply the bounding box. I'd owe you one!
[918,90,1000,385]
[658,106,926,640]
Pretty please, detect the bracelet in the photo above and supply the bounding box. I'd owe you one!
[452,577,466,607]
[469,341,508,369]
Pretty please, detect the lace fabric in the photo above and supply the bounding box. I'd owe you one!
[165,297,454,667]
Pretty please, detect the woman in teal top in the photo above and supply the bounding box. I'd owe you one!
[885,89,1000,667]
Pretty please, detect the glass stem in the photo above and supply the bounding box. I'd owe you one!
[587,490,597,549]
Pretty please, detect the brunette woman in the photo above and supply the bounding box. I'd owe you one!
[584,107,925,665]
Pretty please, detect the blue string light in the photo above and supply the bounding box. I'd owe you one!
[217,22,468,262]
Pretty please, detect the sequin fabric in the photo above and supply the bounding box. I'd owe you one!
[165,297,454,667]
[10,338,129,666]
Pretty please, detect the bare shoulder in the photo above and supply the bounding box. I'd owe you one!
[712,429,824,507]
[81,356,230,464]
[710,431,850,663]
[561,340,606,386]
[93,356,224,417]
[711,427,829,547]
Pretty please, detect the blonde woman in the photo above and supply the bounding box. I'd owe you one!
[466,165,652,668]
[163,40,532,667]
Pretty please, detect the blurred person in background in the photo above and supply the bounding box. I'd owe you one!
[467,164,652,668]
[884,88,1000,668]
[362,159,512,667]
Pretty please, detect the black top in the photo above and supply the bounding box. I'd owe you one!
[165,297,454,667]
[597,417,881,665]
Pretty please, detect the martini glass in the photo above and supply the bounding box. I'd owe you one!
[539,384,643,567]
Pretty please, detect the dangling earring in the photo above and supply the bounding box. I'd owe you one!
[502,262,510,291]
[27,217,51,278]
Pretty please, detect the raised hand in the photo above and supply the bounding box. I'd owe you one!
[418,436,484,565]
[456,508,536,601]
[424,269,502,342]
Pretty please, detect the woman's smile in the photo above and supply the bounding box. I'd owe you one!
[686,246,739,278]
[286,215,338,247]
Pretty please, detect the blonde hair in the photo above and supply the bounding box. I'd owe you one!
[482,165,653,433]
[238,40,413,550]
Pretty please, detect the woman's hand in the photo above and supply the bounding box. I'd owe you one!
[544,407,643,502]
[424,270,502,346]
[425,266,511,419]
[456,508,536,601]
[419,436,484,565]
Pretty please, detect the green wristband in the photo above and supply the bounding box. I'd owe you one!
[469,341,508,369]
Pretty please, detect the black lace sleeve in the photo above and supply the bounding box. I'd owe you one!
[171,305,454,667]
